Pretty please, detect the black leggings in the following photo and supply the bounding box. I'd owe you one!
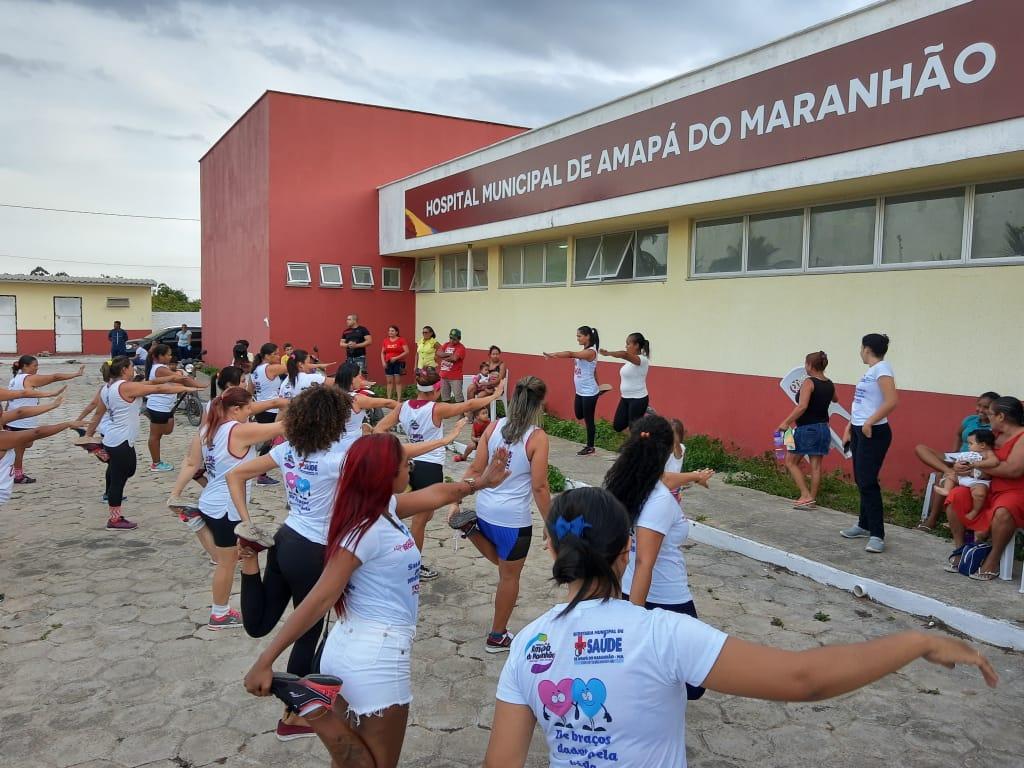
[574,394,599,448]
[104,441,136,507]
[851,423,892,539]
[613,396,649,433]
[240,525,326,675]
[623,594,705,700]
[254,410,276,456]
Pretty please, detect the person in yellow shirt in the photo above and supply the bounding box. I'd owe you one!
[416,326,440,372]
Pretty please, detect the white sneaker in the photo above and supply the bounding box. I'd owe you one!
[865,537,885,553]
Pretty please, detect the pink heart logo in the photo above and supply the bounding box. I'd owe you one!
[538,678,573,719]
[285,472,298,489]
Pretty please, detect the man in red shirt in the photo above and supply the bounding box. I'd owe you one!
[436,328,466,402]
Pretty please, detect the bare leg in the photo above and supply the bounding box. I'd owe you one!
[195,526,218,561]
[309,695,409,768]
[409,510,434,553]
[922,485,945,530]
[351,702,410,768]
[808,456,823,501]
[933,473,955,497]
[944,501,967,549]
[13,445,26,472]
[148,421,170,464]
[463,529,499,566]
[914,444,952,475]
[212,545,238,606]
[969,485,989,517]
[492,557,526,635]
[783,452,811,502]
[979,508,1017,575]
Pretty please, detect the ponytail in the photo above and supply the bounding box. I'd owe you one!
[627,332,650,359]
[502,376,546,444]
[146,344,170,378]
[253,342,277,368]
[12,355,35,375]
[603,415,673,525]
[546,488,630,616]
[805,350,829,372]
[286,349,308,387]
[203,387,252,448]
[108,356,133,380]
[213,365,244,400]
[578,325,599,351]
[334,361,360,392]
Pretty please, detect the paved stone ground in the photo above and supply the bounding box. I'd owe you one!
[1,366,1021,767]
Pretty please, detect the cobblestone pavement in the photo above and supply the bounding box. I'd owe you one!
[0,370,1020,767]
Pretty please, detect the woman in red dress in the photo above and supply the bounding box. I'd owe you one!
[944,396,1024,580]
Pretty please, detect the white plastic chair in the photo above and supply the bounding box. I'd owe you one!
[997,529,1024,592]
[462,369,509,421]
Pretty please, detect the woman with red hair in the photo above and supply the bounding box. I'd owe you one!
[244,433,510,768]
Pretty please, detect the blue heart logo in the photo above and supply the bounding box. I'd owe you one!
[572,678,607,719]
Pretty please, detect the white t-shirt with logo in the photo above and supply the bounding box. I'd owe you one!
[618,356,649,399]
[573,350,599,397]
[252,364,282,414]
[341,497,420,627]
[398,400,444,465]
[851,360,895,426]
[269,440,346,545]
[496,599,727,768]
[278,371,325,400]
[621,482,692,605]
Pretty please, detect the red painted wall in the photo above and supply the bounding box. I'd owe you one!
[263,93,525,380]
[13,329,149,356]
[82,330,150,356]
[15,330,53,355]
[462,347,978,491]
[200,97,271,365]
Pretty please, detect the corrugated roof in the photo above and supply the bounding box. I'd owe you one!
[0,273,156,287]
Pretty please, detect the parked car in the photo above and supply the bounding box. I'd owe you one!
[125,327,203,361]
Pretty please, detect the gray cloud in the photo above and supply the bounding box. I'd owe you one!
[0,51,63,76]
[111,124,207,143]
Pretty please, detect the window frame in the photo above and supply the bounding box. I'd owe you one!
[690,178,1024,280]
[318,264,343,288]
[411,256,437,292]
[286,262,312,286]
[351,266,374,289]
[439,248,488,292]
[381,266,402,291]
[573,226,669,284]
[500,240,568,288]
[106,297,130,308]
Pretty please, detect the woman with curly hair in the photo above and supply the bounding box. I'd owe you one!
[229,386,465,741]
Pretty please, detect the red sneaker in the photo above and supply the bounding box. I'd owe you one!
[270,673,342,717]
[275,719,315,741]
[106,517,138,531]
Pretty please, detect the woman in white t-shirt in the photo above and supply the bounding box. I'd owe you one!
[375,367,506,581]
[599,332,652,433]
[332,362,397,453]
[249,343,290,484]
[604,414,714,699]
[486,487,996,768]
[543,325,609,456]
[450,376,551,654]
[243,434,512,768]
[278,349,328,401]
[0,400,83,507]
[840,333,899,554]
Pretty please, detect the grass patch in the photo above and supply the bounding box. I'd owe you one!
[814,611,831,622]
[770,617,785,628]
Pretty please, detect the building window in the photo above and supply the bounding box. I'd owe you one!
[106,297,130,308]
[381,267,401,290]
[411,257,436,292]
[319,264,343,287]
[882,188,965,264]
[286,262,311,285]
[747,211,803,271]
[500,241,567,287]
[440,248,487,291]
[693,218,743,274]
[808,200,876,269]
[351,266,374,289]
[574,227,668,282]
[971,180,1024,260]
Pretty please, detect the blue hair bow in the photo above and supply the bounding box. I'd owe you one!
[553,515,591,541]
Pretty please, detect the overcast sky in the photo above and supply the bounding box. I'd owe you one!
[0,0,872,298]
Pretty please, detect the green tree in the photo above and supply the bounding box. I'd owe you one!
[152,283,201,311]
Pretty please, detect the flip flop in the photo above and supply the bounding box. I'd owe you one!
[968,570,999,581]
[793,499,816,509]
[915,523,934,532]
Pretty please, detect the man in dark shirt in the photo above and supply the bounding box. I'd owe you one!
[340,314,372,374]
[108,321,128,358]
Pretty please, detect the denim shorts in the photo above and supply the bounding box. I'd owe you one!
[320,613,415,716]
[384,360,406,376]
[793,422,831,457]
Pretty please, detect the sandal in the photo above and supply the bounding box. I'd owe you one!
[944,546,964,573]
[793,499,816,509]
[968,570,999,581]
[915,523,934,532]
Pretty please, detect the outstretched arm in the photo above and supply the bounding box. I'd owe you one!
[169,433,204,499]
[0,398,65,427]
[403,417,467,459]
[0,419,85,450]
[394,447,511,519]
[26,366,85,386]
[598,348,641,365]
[434,380,505,420]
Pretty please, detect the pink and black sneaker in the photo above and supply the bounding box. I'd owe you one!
[270,673,342,717]
[235,522,278,554]
[106,516,138,531]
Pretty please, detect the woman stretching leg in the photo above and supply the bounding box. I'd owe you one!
[543,325,608,456]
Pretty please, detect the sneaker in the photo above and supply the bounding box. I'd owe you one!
[256,474,280,486]
[13,475,36,484]
[275,719,315,741]
[96,448,110,463]
[418,564,440,581]
[865,536,886,553]
[597,383,613,395]
[106,517,138,531]
[234,521,279,553]
[74,434,102,450]
[150,461,174,473]
[168,497,201,518]
[270,672,342,717]
[452,455,466,462]
[72,427,87,437]
[840,525,870,539]
[448,506,478,532]
[207,608,243,630]
[485,631,514,654]
[577,446,596,457]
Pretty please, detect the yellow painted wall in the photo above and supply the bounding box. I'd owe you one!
[0,283,152,330]
[415,221,1023,398]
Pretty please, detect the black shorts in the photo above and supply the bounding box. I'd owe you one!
[200,511,237,548]
[146,408,173,425]
[384,360,406,376]
[253,410,277,425]
[409,459,443,491]
[3,425,28,432]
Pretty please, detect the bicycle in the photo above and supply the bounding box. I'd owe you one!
[171,357,205,426]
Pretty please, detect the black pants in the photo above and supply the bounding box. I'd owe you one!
[622,595,705,700]
[613,396,649,433]
[241,525,326,675]
[574,394,599,448]
[253,410,276,456]
[104,441,136,507]
[851,423,892,539]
